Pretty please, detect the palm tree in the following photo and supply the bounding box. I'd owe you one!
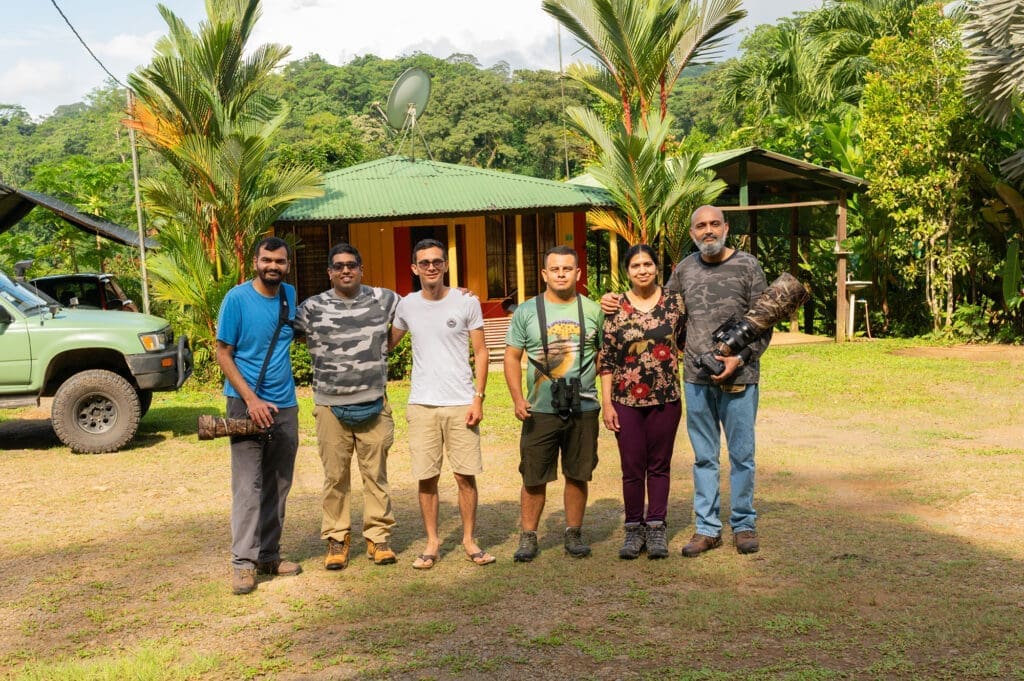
[803,0,936,108]
[127,0,321,279]
[721,18,826,122]
[544,0,740,254]
[964,0,1024,312]
[145,218,239,368]
[725,0,939,124]
[569,108,725,247]
[964,0,1024,182]
[543,0,745,133]
[126,0,321,362]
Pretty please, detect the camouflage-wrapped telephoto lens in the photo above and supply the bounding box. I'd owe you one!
[743,272,810,333]
[697,272,810,376]
[197,415,264,440]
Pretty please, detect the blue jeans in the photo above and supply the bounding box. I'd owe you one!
[684,382,758,537]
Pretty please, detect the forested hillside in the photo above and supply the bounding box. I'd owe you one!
[3,0,1023,341]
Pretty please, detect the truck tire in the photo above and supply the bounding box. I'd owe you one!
[137,389,153,417]
[52,370,141,453]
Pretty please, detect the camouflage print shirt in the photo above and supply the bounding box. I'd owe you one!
[294,285,399,406]
[666,250,769,385]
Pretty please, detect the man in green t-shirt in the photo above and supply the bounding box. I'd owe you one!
[503,245,604,562]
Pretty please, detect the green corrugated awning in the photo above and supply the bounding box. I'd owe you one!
[278,155,615,222]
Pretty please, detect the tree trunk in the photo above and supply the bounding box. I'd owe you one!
[944,226,954,328]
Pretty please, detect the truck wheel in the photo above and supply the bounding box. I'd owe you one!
[137,389,153,417]
[52,370,141,453]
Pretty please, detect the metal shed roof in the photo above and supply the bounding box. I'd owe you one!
[568,147,866,199]
[0,181,153,248]
[698,147,867,193]
[278,155,616,222]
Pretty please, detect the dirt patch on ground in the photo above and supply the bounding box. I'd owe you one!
[2,346,1023,679]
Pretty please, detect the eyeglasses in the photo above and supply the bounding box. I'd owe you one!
[330,261,360,271]
[416,258,445,270]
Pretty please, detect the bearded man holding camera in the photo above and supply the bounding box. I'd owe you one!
[503,246,604,562]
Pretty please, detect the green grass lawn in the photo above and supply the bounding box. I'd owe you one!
[1,339,1022,680]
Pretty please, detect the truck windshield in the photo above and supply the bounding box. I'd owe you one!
[0,271,53,315]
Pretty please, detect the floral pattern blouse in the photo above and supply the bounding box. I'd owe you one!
[599,287,686,407]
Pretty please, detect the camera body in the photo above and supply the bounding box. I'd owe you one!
[697,317,760,377]
[550,377,583,418]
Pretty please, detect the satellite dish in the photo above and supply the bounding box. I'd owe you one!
[385,68,431,131]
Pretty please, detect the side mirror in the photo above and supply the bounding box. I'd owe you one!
[0,305,12,324]
[13,259,33,281]
[107,299,124,311]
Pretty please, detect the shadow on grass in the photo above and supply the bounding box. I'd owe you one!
[0,417,61,451]
[0,403,214,453]
[136,404,217,440]
[4,476,1022,680]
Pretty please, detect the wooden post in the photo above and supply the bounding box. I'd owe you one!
[835,192,849,342]
[446,221,458,287]
[738,160,752,256]
[789,203,800,332]
[515,215,526,304]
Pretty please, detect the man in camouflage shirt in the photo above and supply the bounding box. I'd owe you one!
[670,205,769,557]
[294,243,400,570]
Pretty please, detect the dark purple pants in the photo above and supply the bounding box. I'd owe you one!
[613,400,682,524]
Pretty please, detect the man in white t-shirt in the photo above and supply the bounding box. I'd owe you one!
[390,239,494,569]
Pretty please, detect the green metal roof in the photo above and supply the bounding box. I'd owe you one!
[278,155,615,222]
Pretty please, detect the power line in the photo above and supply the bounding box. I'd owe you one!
[49,0,151,313]
[49,0,127,89]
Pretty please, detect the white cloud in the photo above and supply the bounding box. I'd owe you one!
[2,0,826,117]
[253,0,563,72]
[95,31,164,61]
[0,60,73,100]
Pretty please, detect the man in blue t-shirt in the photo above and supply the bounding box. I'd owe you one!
[216,237,301,595]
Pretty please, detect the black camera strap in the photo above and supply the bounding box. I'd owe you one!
[254,286,290,395]
[529,293,585,380]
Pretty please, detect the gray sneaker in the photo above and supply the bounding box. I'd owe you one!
[619,522,646,560]
[645,521,669,559]
[564,526,591,558]
[513,531,539,562]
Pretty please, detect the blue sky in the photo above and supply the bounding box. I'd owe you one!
[1,1,822,118]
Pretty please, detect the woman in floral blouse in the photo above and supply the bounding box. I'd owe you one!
[599,244,686,560]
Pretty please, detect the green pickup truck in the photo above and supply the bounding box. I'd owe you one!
[0,269,192,453]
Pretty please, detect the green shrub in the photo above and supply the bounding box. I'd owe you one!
[388,333,412,380]
[291,341,313,386]
[949,302,994,342]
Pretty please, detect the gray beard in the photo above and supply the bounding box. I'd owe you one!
[696,237,725,258]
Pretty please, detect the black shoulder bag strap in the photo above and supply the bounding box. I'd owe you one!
[529,294,586,380]
[253,286,290,396]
